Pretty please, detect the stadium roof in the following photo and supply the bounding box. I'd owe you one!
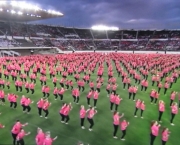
[0,1,63,22]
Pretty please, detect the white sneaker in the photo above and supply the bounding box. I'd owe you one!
[81,126,85,129]
[61,121,64,123]
[113,136,117,139]
[40,116,43,117]
[159,121,162,123]
[45,117,48,119]
[134,116,137,117]
[88,105,91,107]
[65,122,68,124]
[171,123,175,126]
[55,99,57,100]
[89,128,92,131]
[121,138,125,141]
[141,117,143,119]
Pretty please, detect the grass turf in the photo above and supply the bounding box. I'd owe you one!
[0,59,180,145]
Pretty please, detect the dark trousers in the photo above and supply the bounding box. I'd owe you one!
[59,94,63,100]
[150,133,156,145]
[170,113,175,123]
[60,113,65,121]
[87,98,90,105]
[17,139,24,145]
[140,109,144,117]
[65,115,70,123]
[170,99,173,106]
[134,107,138,116]
[113,124,118,136]
[158,111,163,121]
[110,102,114,110]
[43,109,49,117]
[121,130,126,139]
[87,118,94,129]
[38,107,42,116]
[25,88,29,93]
[115,104,118,111]
[164,88,167,94]
[162,140,166,145]
[24,106,31,112]
[73,96,79,103]
[94,99,97,107]
[12,133,17,145]
[30,89,34,94]
[80,118,85,126]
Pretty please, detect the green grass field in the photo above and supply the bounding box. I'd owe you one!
[0,56,180,145]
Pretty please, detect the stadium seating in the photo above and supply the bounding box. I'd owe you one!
[0,22,180,51]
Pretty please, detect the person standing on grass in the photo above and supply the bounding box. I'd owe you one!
[128,85,133,100]
[140,101,145,118]
[15,80,19,91]
[164,81,169,95]
[20,95,27,112]
[134,99,141,117]
[132,86,138,101]
[86,107,97,131]
[170,91,177,106]
[24,81,29,93]
[53,87,58,100]
[43,133,58,145]
[106,83,111,94]
[73,88,80,104]
[109,92,116,111]
[150,121,161,145]
[7,93,13,108]
[87,89,93,107]
[24,97,34,114]
[158,100,165,122]
[141,79,145,91]
[6,81,10,89]
[69,80,73,90]
[42,86,46,97]
[89,81,94,91]
[114,94,122,111]
[11,120,28,145]
[52,76,57,87]
[12,94,18,109]
[0,90,5,105]
[16,128,31,145]
[157,82,163,93]
[79,105,87,129]
[59,103,67,123]
[112,84,118,94]
[161,128,170,145]
[35,127,45,145]
[58,87,67,101]
[29,82,35,94]
[150,89,156,104]
[120,119,129,141]
[113,111,124,139]
[37,98,45,117]
[63,103,73,124]
[170,102,178,126]
[44,86,50,98]
[96,81,102,93]
[93,90,99,108]
[42,100,51,119]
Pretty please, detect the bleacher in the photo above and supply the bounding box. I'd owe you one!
[0,22,180,51]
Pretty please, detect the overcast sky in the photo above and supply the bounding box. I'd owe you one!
[30,0,180,29]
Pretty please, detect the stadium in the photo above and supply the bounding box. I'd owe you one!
[0,1,180,145]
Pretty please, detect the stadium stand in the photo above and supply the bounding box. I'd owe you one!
[0,22,180,51]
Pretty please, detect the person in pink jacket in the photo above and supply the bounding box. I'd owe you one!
[161,127,170,145]
[150,121,161,145]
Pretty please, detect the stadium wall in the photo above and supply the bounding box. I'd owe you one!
[63,51,180,54]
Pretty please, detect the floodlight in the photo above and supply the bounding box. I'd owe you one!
[17,11,23,15]
[0,1,6,5]
[11,10,16,14]
[0,8,3,11]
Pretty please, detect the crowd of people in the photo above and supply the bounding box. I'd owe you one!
[0,53,179,145]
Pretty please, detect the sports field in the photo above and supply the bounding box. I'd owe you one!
[0,53,180,145]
